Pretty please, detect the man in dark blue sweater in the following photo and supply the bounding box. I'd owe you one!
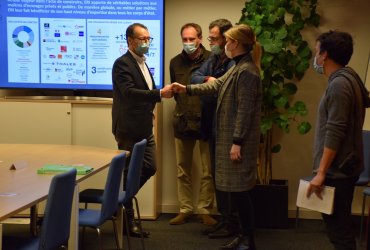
[190,19,237,239]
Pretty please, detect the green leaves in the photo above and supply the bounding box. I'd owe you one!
[258,27,287,54]
[240,0,319,183]
[260,99,310,136]
[271,144,282,153]
[239,0,319,138]
[282,83,297,95]
[276,27,288,40]
[293,101,308,116]
[298,121,312,134]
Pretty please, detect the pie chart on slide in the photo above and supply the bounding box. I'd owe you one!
[12,26,34,48]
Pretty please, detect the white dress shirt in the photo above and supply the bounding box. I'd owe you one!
[129,50,153,90]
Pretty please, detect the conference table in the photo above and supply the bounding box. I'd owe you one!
[0,144,124,250]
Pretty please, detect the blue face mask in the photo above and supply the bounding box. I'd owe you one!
[313,56,324,74]
[183,43,197,54]
[210,44,222,55]
[135,42,150,55]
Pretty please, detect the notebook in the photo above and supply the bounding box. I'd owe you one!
[37,164,93,175]
[296,179,335,215]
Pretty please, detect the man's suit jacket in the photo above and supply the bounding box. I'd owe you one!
[112,51,161,143]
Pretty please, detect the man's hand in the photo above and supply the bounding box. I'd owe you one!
[230,144,242,162]
[171,82,187,93]
[160,84,174,98]
[206,76,216,83]
[307,172,326,200]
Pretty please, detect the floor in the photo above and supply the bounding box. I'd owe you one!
[1,214,368,250]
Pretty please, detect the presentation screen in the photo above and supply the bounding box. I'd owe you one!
[0,0,164,91]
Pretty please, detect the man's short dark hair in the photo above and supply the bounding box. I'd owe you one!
[126,23,148,46]
[209,19,233,36]
[317,30,353,66]
[180,23,202,38]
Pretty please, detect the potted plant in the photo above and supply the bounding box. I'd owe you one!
[238,0,320,228]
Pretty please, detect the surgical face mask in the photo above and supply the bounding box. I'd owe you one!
[135,42,150,55]
[224,44,233,59]
[210,44,222,55]
[183,43,197,54]
[313,55,324,74]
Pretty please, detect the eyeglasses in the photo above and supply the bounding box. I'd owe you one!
[207,36,221,42]
[135,36,154,43]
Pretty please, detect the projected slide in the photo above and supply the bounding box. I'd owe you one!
[87,19,160,85]
[0,0,164,90]
[13,25,34,48]
[7,17,40,83]
[39,18,87,84]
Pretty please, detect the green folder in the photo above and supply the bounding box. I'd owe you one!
[37,164,94,175]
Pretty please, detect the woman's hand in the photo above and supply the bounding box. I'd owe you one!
[230,144,242,162]
[171,82,186,93]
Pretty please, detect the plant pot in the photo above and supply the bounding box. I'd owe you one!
[250,179,288,229]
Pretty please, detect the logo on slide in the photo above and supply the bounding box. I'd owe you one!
[12,26,34,48]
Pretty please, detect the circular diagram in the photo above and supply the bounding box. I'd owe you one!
[12,26,34,48]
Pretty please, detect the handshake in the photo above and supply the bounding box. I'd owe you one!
[160,82,186,98]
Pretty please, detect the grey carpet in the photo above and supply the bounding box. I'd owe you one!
[2,213,367,250]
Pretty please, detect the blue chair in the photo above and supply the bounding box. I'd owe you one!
[79,139,147,250]
[358,130,370,242]
[11,169,77,250]
[296,130,370,229]
[78,152,126,250]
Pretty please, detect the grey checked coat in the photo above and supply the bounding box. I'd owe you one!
[188,53,262,192]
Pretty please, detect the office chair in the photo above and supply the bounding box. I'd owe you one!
[79,139,147,250]
[16,169,77,250]
[358,130,370,242]
[78,152,126,250]
[296,130,370,229]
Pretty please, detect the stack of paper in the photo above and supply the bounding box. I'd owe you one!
[296,179,335,215]
[37,164,93,175]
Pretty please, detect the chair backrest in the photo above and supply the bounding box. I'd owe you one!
[121,139,147,204]
[100,152,126,220]
[38,168,77,250]
[357,130,370,185]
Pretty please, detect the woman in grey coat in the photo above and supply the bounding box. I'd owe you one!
[172,24,262,250]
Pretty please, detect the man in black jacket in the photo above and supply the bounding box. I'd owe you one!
[169,23,216,226]
[112,22,172,237]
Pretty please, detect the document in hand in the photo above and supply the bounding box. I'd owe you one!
[296,179,335,215]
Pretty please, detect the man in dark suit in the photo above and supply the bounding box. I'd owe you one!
[112,23,172,237]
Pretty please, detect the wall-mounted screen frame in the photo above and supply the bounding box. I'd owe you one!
[0,0,164,91]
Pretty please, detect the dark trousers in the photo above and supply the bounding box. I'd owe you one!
[209,134,238,224]
[117,134,157,212]
[322,177,358,250]
[228,190,254,235]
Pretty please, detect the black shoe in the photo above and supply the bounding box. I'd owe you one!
[201,221,225,235]
[235,243,255,250]
[128,221,150,238]
[219,235,242,249]
[208,223,238,239]
[219,235,256,250]
[124,208,150,238]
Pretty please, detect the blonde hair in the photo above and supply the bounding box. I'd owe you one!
[224,24,262,70]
